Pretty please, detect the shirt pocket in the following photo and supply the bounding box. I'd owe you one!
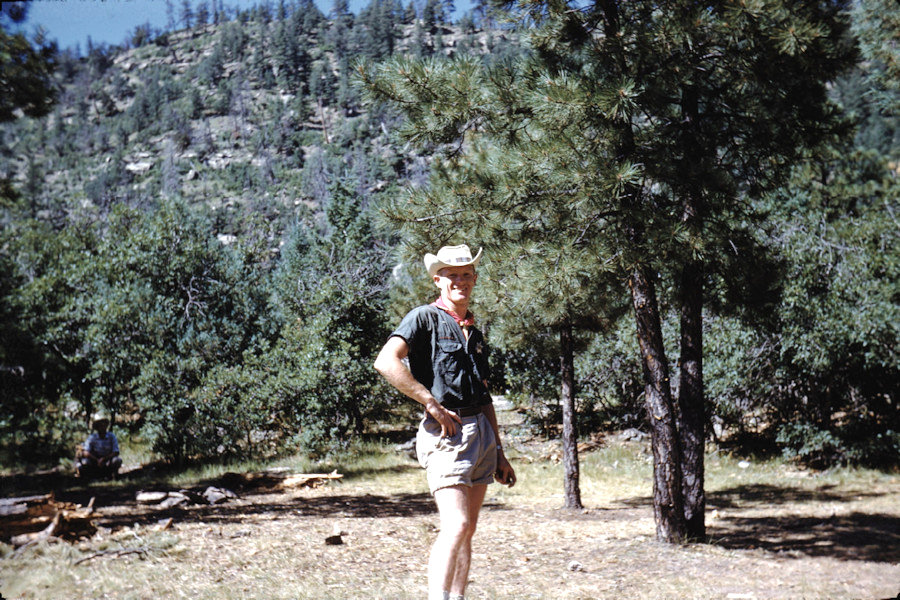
[435,336,464,381]
[437,337,462,354]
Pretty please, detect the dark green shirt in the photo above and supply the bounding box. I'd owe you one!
[391,305,492,409]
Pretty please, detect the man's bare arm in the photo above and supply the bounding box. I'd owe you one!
[482,401,516,486]
[373,336,461,436]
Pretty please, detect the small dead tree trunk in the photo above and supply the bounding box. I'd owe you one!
[560,322,582,509]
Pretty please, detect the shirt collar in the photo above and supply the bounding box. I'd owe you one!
[432,296,475,328]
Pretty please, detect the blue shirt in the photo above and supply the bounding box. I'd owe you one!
[83,431,119,458]
[391,305,492,410]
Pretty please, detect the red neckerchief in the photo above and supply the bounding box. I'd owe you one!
[432,297,475,328]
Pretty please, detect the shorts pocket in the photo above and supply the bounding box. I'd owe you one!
[421,416,442,436]
[437,428,463,452]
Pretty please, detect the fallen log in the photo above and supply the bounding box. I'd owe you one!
[1,493,61,519]
[136,488,233,507]
[219,470,342,491]
[281,471,343,489]
[2,493,97,546]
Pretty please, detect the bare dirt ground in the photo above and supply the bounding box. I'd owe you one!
[2,428,899,600]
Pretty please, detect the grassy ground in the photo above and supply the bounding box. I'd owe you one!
[2,414,899,600]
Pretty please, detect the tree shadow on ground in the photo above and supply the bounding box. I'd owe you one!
[92,491,440,533]
[1,460,204,500]
[616,483,899,563]
[708,511,900,562]
[87,487,511,534]
[706,483,900,563]
[708,482,885,510]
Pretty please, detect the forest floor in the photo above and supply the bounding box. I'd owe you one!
[2,409,899,600]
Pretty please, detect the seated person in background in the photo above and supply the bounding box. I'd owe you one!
[76,414,122,479]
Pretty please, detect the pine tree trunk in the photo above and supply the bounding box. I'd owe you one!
[678,82,707,541]
[629,265,686,543]
[679,258,706,541]
[560,322,582,509]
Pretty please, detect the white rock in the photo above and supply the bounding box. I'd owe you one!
[203,486,236,504]
[620,428,647,441]
[158,493,189,509]
[135,491,168,504]
[125,161,153,174]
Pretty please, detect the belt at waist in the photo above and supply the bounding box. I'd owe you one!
[446,405,483,417]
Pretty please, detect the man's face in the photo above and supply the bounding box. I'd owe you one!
[434,265,477,304]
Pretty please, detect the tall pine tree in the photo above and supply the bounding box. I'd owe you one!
[362,0,854,542]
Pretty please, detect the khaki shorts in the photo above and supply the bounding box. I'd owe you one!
[416,412,497,494]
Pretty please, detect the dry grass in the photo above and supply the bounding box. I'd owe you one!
[2,414,899,600]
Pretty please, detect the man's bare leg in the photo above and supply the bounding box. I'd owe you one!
[449,483,487,597]
[429,485,484,599]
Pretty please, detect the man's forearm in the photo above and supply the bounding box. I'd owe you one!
[375,357,436,408]
[483,403,503,447]
[373,337,464,439]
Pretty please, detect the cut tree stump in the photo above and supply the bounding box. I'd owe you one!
[1,493,97,546]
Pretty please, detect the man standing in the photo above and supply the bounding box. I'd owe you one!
[374,244,516,600]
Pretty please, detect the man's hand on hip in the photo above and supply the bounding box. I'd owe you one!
[426,399,462,438]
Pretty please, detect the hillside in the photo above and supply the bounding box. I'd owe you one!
[2,4,518,236]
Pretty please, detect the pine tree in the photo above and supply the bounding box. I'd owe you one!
[851,0,900,116]
[267,178,394,448]
[403,1,417,25]
[196,0,210,27]
[24,154,41,218]
[441,0,455,25]
[411,20,427,58]
[361,0,855,542]
[298,0,326,33]
[422,0,442,33]
[359,0,397,60]
[0,7,57,122]
[181,0,194,31]
[273,20,295,88]
[330,0,354,61]
[166,0,177,31]
[161,138,180,197]
[458,11,475,35]
[486,236,625,509]
[472,0,493,29]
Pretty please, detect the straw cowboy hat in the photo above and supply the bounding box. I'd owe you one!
[424,244,483,278]
[91,412,111,428]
